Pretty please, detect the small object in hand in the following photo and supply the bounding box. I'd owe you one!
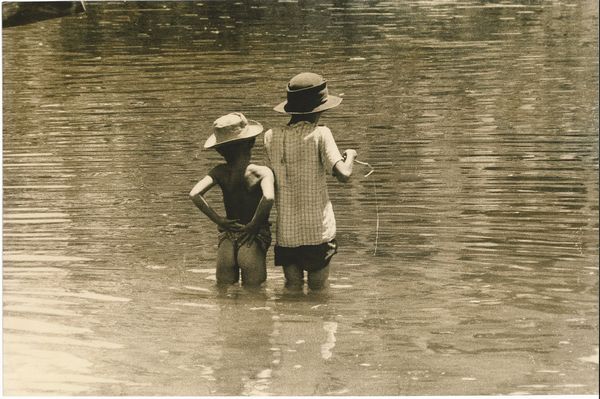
[353,159,375,178]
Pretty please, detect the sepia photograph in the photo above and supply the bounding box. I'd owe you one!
[2,0,598,396]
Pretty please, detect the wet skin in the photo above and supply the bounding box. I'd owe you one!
[190,142,275,286]
[210,163,267,225]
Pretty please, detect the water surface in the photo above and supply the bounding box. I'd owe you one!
[2,0,598,395]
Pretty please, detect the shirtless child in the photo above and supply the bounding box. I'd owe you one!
[190,112,274,286]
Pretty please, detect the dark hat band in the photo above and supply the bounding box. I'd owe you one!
[284,82,329,113]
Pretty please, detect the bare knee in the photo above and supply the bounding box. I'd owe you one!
[241,271,266,287]
[216,264,239,285]
[216,239,239,285]
[238,242,267,287]
[283,264,304,290]
[307,265,330,291]
[240,262,266,287]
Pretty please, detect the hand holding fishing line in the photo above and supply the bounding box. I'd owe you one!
[342,150,374,177]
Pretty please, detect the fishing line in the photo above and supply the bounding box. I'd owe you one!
[354,159,379,255]
[354,159,374,177]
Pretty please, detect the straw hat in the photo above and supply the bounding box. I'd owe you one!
[204,112,264,149]
[274,72,343,114]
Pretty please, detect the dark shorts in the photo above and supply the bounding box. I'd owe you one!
[274,239,338,272]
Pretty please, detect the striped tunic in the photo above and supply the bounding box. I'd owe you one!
[264,122,343,247]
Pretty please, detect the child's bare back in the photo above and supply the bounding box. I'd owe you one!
[210,163,272,225]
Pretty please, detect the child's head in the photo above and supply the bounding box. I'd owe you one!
[274,72,342,115]
[204,112,263,157]
[214,137,256,163]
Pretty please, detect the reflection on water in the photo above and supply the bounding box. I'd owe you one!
[2,0,598,395]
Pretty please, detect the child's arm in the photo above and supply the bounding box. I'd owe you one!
[333,149,357,182]
[319,126,357,183]
[240,167,275,246]
[189,174,242,231]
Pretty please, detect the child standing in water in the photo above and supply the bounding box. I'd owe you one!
[190,112,274,286]
[264,72,357,291]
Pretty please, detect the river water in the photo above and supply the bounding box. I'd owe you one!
[2,0,598,396]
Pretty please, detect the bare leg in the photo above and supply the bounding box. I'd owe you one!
[237,240,267,287]
[307,265,330,291]
[216,238,239,285]
[283,264,304,290]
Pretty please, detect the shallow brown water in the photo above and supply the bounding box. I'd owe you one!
[2,0,598,395]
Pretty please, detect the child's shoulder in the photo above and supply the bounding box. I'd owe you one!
[208,163,228,180]
[316,124,332,133]
[314,125,335,141]
[247,163,274,178]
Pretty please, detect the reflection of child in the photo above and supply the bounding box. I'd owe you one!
[264,72,357,290]
[190,113,274,286]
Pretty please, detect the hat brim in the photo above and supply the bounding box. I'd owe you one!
[273,95,343,114]
[204,120,264,149]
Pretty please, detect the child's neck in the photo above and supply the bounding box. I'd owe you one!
[288,113,321,125]
[226,152,251,170]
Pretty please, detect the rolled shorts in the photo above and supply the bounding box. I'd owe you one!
[274,239,337,272]
[218,225,272,253]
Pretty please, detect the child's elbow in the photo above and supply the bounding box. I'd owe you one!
[189,189,201,201]
[333,162,353,183]
[263,194,275,205]
[335,169,352,183]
